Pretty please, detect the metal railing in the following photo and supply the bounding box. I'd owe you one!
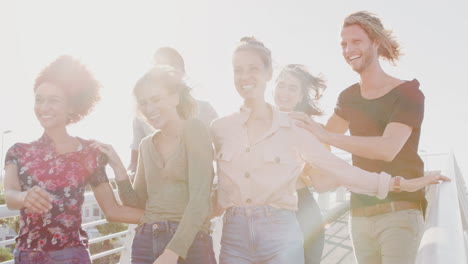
[0,152,466,264]
[416,152,468,264]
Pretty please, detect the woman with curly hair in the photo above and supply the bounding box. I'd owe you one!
[3,55,144,264]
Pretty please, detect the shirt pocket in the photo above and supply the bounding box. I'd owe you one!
[263,149,296,165]
[215,145,236,162]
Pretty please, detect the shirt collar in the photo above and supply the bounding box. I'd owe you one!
[37,133,53,147]
[238,104,292,129]
[37,133,86,153]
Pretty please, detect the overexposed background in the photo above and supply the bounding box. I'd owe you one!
[1,0,466,177]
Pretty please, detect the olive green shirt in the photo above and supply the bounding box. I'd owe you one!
[116,119,214,259]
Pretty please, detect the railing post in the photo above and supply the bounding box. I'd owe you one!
[318,192,330,211]
[119,224,136,263]
[335,187,346,202]
[416,152,467,264]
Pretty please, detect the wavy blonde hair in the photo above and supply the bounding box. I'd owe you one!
[133,66,197,120]
[343,11,401,64]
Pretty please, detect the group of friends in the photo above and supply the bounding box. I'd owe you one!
[3,11,449,264]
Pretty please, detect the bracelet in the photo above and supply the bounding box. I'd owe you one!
[393,176,403,192]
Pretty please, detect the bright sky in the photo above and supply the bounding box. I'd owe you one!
[1,0,467,177]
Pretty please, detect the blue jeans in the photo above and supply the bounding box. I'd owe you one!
[297,187,325,264]
[14,246,91,264]
[220,206,304,264]
[131,220,216,264]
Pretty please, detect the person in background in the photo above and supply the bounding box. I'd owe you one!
[3,55,144,264]
[274,64,326,264]
[128,47,218,175]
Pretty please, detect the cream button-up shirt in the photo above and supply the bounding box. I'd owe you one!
[211,106,392,211]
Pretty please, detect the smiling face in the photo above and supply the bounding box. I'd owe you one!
[274,71,303,112]
[232,50,272,102]
[136,84,179,129]
[34,82,72,130]
[341,24,379,73]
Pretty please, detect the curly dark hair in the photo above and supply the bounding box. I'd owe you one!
[34,55,101,124]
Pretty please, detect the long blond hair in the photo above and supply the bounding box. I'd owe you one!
[343,11,401,64]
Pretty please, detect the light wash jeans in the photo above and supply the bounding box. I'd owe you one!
[350,209,424,264]
[14,246,91,264]
[220,206,304,264]
[131,220,216,264]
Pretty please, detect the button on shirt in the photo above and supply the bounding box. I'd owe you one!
[210,106,392,211]
[117,119,214,259]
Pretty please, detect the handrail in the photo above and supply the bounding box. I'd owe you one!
[0,152,466,264]
[416,152,467,264]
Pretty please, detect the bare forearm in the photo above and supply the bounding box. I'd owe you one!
[5,190,26,210]
[115,179,145,208]
[112,163,129,182]
[105,204,144,224]
[324,133,397,161]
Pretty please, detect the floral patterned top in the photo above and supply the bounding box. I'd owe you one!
[4,134,109,251]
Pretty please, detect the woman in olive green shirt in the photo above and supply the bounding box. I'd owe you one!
[98,66,216,264]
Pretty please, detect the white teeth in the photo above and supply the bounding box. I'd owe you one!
[41,115,53,119]
[149,114,160,120]
[243,84,255,91]
[349,55,360,60]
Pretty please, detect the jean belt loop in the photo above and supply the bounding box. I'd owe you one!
[390,202,396,212]
[137,223,144,234]
[166,221,172,233]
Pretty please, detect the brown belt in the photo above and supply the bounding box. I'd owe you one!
[352,201,421,217]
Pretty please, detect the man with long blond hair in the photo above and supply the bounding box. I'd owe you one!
[292,11,426,263]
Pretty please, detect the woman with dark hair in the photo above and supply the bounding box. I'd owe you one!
[101,66,216,264]
[274,64,326,264]
[210,37,448,264]
[3,55,144,264]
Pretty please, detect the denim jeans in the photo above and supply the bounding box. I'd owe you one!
[220,206,304,264]
[131,220,216,264]
[14,246,91,264]
[297,187,325,264]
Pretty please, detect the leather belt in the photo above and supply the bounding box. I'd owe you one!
[352,201,421,217]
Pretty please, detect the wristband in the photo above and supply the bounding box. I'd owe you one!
[393,176,403,192]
